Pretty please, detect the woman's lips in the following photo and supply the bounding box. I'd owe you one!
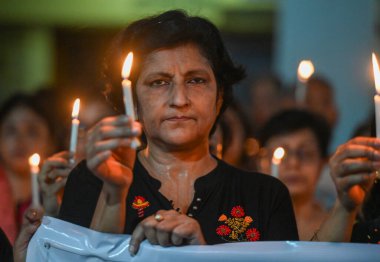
[166,116,193,121]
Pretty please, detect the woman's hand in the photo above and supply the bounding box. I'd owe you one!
[129,210,206,255]
[86,115,142,202]
[39,151,72,216]
[13,207,44,262]
[329,137,380,212]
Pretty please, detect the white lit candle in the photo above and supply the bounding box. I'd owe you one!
[29,153,41,207]
[69,98,80,164]
[372,53,380,138]
[271,147,285,178]
[122,52,140,149]
[296,60,315,104]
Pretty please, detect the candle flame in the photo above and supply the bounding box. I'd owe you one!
[122,52,134,79]
[297,60,315,82]
[72,98,80,118]
[272,147,285,164]
[372,53,380,94]
[29,153,40,166]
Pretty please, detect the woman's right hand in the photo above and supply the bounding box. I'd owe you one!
[86,115,141,200]
[329,137,380,212]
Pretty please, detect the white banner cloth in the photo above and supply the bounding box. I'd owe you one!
[26,216,380,261]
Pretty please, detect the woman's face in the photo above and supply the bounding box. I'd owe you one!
[0,106,53,175]
[136,43,222,151]
[265,129,324,199]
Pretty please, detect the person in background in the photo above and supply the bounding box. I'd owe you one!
[302,75,340,211]
[0,93,58,243]
[258,109,331,240]
[304,76,338,130]
[210,101,255,170]
[247,74,285,137]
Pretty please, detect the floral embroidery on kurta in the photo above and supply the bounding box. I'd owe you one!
[216,205,260,242]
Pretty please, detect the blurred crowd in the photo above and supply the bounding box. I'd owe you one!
[0,40,379,262]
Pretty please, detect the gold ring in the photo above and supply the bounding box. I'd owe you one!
[154,213,163,222]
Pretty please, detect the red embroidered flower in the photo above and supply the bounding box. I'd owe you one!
[132,196,150,209]
[132,196,150,218]
[231,206,245,218]
[246,228,260,241]
[216,225,231,236]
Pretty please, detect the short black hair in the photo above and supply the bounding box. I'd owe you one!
[103,9,245,115]
[258,109,331,158]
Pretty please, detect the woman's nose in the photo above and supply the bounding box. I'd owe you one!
[169,83,190,108]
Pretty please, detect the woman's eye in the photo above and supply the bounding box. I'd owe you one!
[150,80,169,87]
[188,78,206,84]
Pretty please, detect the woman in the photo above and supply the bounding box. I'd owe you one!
[59,10,298,255]
[0,93,58,243]
[258,109,330,240]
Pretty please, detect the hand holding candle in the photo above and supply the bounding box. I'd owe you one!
[69,98,80,164]
[29,153,41,207]
[122,52,141,149]
[372,53,380,138]
[296,60,315,104]
[271,147,285,178]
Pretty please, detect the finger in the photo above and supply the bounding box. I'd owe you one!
[24,207,44,224]
[129,224,146,256]
[94,125,141,142]
[333,144,380,163]
[140,214,161,245]
[43,158,70,170]
[350,137,380,148]
[86,116,133,142]
[45,168,71,181]
[171,232,184,246]
[172,221,206,245]
[98,115,133,128]
[89,138,133,156]
[336,159,380,177]
[42,178,68,195]
[337,173,374,191]
[155,221,172,247]
[50,151,71,159]
[40,159,70,179]
[86,151,111,171]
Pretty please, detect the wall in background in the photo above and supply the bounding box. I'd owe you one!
[274,0,375,151]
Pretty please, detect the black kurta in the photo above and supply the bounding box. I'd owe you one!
[59,158,299,243]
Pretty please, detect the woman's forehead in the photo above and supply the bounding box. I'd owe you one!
[141,44,212,71]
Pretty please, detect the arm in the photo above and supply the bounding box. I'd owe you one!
[85,115,141,233]
[315,137,380,242]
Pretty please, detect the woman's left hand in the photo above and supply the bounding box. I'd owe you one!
[129,210,206,255]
